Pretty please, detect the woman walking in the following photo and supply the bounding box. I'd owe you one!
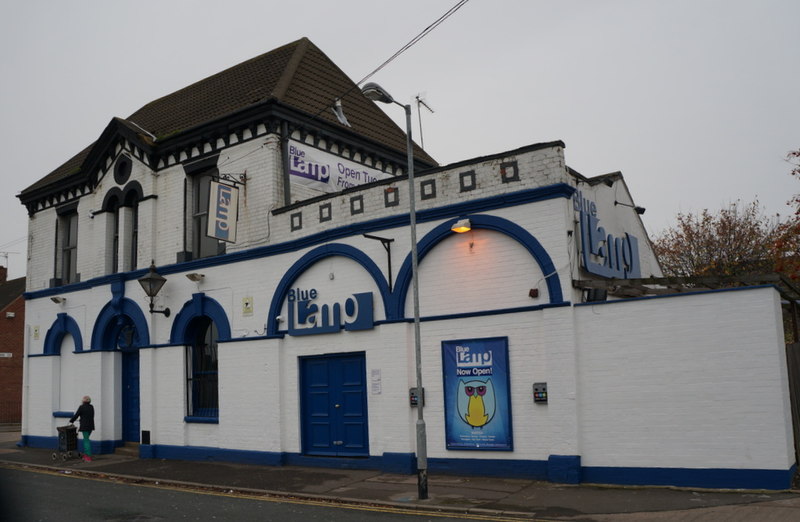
[70,395,95,462]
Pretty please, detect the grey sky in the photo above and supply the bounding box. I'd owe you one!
[1,0,798,280]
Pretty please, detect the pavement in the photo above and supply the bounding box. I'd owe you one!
[2,427,800,521]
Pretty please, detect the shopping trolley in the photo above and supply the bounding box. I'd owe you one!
[52,424,80,461]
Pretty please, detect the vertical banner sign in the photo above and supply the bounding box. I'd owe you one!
[207,181,238,242]
[441,337,513,451]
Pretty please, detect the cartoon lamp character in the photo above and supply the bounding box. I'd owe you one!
[457,379,496,428]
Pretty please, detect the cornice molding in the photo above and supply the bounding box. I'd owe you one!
[21,101,430,216]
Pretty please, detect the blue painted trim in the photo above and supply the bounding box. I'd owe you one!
[91,296,150,351]
[575,284,778,307]
[170,293,232,343]
[141,444,284,466]
[52,411,73,418]
[390,214,565,319]
[582,464,797,491]
[24,184,575,302]
[284,453,379,470]
[218,334,285,343]
[184,416,219,424]
[18,435,120,455]
[28,353,59,358]
[267,243,390,336]
[429,457,549,479]
[548,455,581,484]
[413,302,571,323]
[380,452,416,474]
[46,437,791,490]
[42,313,84,355]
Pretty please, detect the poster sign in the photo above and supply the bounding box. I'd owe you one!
[441,337,513,451]
[288,139,392,193]
[207,181,238,242]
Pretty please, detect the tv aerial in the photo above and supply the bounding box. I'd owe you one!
[415,93,435,149]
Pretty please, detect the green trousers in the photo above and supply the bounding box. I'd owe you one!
[81,431,91,456]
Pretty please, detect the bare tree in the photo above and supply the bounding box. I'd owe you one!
[652,200,784,278]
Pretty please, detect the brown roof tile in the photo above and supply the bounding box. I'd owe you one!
[20,38,435,200]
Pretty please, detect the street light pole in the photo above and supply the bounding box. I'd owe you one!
[361,82,428,499]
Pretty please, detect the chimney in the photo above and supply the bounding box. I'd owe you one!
[0,266,6,283]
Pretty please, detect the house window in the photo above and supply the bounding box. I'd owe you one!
[56,210,79,285]
[124,192,139,271]
[129,202,139,270]
[191,172,225,260]
[186,317,219,418]
[108,203,120,273]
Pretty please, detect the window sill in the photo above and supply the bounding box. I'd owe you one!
[184,416,219,424]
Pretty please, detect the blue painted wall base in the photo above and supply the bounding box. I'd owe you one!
[19,435,121,455]
[17,437,797,490]
[548,455,582,484]
[582,464,797,491]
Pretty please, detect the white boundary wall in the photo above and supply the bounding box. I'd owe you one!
[575,286,794,471]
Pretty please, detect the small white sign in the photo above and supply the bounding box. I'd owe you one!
[0,352,11,358]
[242,297,254,317]
[370,369,382,395]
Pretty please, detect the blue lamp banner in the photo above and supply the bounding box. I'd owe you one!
[441,337,513,451]
[207,181,239,242]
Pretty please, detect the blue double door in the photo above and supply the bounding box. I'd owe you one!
[300,352,369,457]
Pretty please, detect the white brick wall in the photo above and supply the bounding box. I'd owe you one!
[575,286,793,470]
[21,136,792,484]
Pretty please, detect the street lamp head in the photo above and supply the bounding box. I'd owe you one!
[361,82,395,105]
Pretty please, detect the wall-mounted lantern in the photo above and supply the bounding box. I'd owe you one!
[451,218,471,233]
[138,260,170,317]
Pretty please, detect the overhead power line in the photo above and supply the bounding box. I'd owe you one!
[355,0,471,87]
[301,0,472,127]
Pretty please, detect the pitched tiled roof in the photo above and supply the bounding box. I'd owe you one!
[0,277,25,312]
[20,37,436,198]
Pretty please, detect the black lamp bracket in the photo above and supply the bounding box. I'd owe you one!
[216,172,247,186]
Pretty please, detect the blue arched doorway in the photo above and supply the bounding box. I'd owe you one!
[92,297,150,443]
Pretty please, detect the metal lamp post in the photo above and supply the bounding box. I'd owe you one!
[361,82,428,500]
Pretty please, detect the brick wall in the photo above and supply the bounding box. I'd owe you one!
[0,296,24,422]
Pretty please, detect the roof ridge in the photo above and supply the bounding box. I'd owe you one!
[270,37,311,102]
[127,37,308,119]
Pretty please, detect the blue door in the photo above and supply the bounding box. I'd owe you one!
[122,350,140,442]
[301,353,369,457]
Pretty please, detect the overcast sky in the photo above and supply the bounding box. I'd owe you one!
[1,0,798,280]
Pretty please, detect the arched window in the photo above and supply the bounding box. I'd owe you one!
[186,317,219,418]
[124,190,139,271]
[111,204,120,273]
[102,193,121,274]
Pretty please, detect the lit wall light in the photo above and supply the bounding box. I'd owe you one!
[451,218,471,233]
[186,273,205,282]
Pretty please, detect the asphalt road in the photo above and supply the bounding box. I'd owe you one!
[0,467,516,522]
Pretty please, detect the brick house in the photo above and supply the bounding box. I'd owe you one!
[15,38,796,489]
[0,267,25,423]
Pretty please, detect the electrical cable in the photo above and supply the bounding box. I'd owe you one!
[298,0,471,128]
[355,0,471,87]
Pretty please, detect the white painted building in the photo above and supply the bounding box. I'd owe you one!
[18,38,796,490]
